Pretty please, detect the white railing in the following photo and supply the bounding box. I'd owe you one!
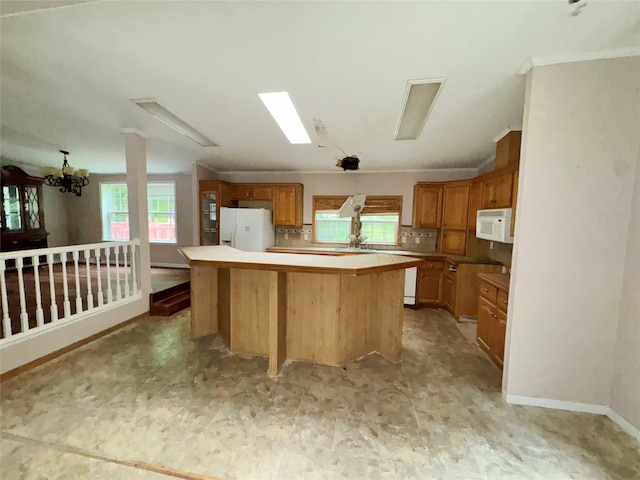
[0,239,141,345]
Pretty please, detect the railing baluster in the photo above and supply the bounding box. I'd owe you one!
[72,250,83,314]
[131,244,138,294]
[32,255,45,327]
[0,240,141,344]
[47,253,58,322]
[16,257,29,333]
[95,247,104,306]
[105,246,113,303]
[0,259,12,338]
[115,245,121,301]
[84,249,94,310]
[61,252,71,318]
[122,244,130,298]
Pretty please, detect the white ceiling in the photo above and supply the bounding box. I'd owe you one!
[1,1,639,174]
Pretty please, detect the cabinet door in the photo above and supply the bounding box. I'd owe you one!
[443,184,470,230]
[494,308,507,368]
[251,185,273,201]
[417,272,442,304]
[200,190,218,245]
[443,273,456,313]
[412,184,443,228]
[273,185,302,226]
[467,181,483,232]
[231,184,251,200]
[477,297,495,355]
[510,170,519,237]
[442,229,466,255]
[416,262,443,304]
[482,172,513,209]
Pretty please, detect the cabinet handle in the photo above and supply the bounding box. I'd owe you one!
[493,313,498,318]
[482,288,489,292]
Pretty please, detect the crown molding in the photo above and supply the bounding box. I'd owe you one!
[519,46,640,74]
[217,167,479,175]
[121,128,146,137]
[476,155,496,172]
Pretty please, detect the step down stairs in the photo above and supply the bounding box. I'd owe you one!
[149,281,191,316]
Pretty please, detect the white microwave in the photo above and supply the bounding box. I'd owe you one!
[476,208,514,244]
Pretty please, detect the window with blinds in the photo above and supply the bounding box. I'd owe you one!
[312,195,402,244]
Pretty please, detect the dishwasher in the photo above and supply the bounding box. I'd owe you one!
[404,267,417,305]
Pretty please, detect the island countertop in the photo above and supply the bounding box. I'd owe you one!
[265,246,501,266]
[179,245,423,276]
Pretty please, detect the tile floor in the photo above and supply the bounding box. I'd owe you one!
[1,308,638,480]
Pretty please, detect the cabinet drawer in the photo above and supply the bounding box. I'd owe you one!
[497,290,509,312]
[479,281,497,303]
[419,260,444,271]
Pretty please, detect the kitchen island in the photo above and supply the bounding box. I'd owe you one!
[179,246,422,375]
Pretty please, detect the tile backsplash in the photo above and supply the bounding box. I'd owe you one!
[275,224,438,253]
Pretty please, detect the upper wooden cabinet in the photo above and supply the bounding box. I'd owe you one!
[230,183,273,201]
[441,229,467,255]
[481,170,513,209]
[510,170,519,237]
[467,180,483,232]
[412,183,443,229]
[443,182,470,230]
[273,184,303,226]
[495,130,522,170]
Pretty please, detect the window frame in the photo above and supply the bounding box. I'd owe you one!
[147,181,177,244]
[99,181,178,244]
[312,195,402,245]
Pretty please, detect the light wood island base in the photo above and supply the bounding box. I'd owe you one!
[182,246,421,375]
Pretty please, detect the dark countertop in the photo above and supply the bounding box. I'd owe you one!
[266,246,501,266]
[478,272,511,291]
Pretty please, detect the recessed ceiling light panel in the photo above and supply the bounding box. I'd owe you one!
[258,92,311,144]
[131,99,218,147]
[395,79,446,141]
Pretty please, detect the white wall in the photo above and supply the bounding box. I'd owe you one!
[610,150,640,430]
[66,173,193,266]
[505,57,640,408]
[219,169,477,225]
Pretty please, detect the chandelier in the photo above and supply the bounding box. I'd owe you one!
[42,150,90,197]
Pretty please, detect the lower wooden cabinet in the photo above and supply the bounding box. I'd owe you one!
[416,260,444,304]
[443,270,455,311]
[477,275,509,369]
[444,262,502,319]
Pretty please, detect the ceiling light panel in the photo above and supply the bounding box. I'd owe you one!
[395,79,446,141]
[258,92,311,144]
[131,99,217,147]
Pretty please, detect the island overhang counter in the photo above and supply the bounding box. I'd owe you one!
[179,246,422,375]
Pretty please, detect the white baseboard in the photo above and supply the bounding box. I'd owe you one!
[505,394,608,415]
[607,408,640,441]
[150,263,189,269]
[505,394,640,441]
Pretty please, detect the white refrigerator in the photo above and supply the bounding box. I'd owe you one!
[219,207,275,252]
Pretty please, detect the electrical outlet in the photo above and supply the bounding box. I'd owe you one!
[303,233,309,241]
[284,233,289,240]
[415,237,420,244]
[402,236,407,244]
